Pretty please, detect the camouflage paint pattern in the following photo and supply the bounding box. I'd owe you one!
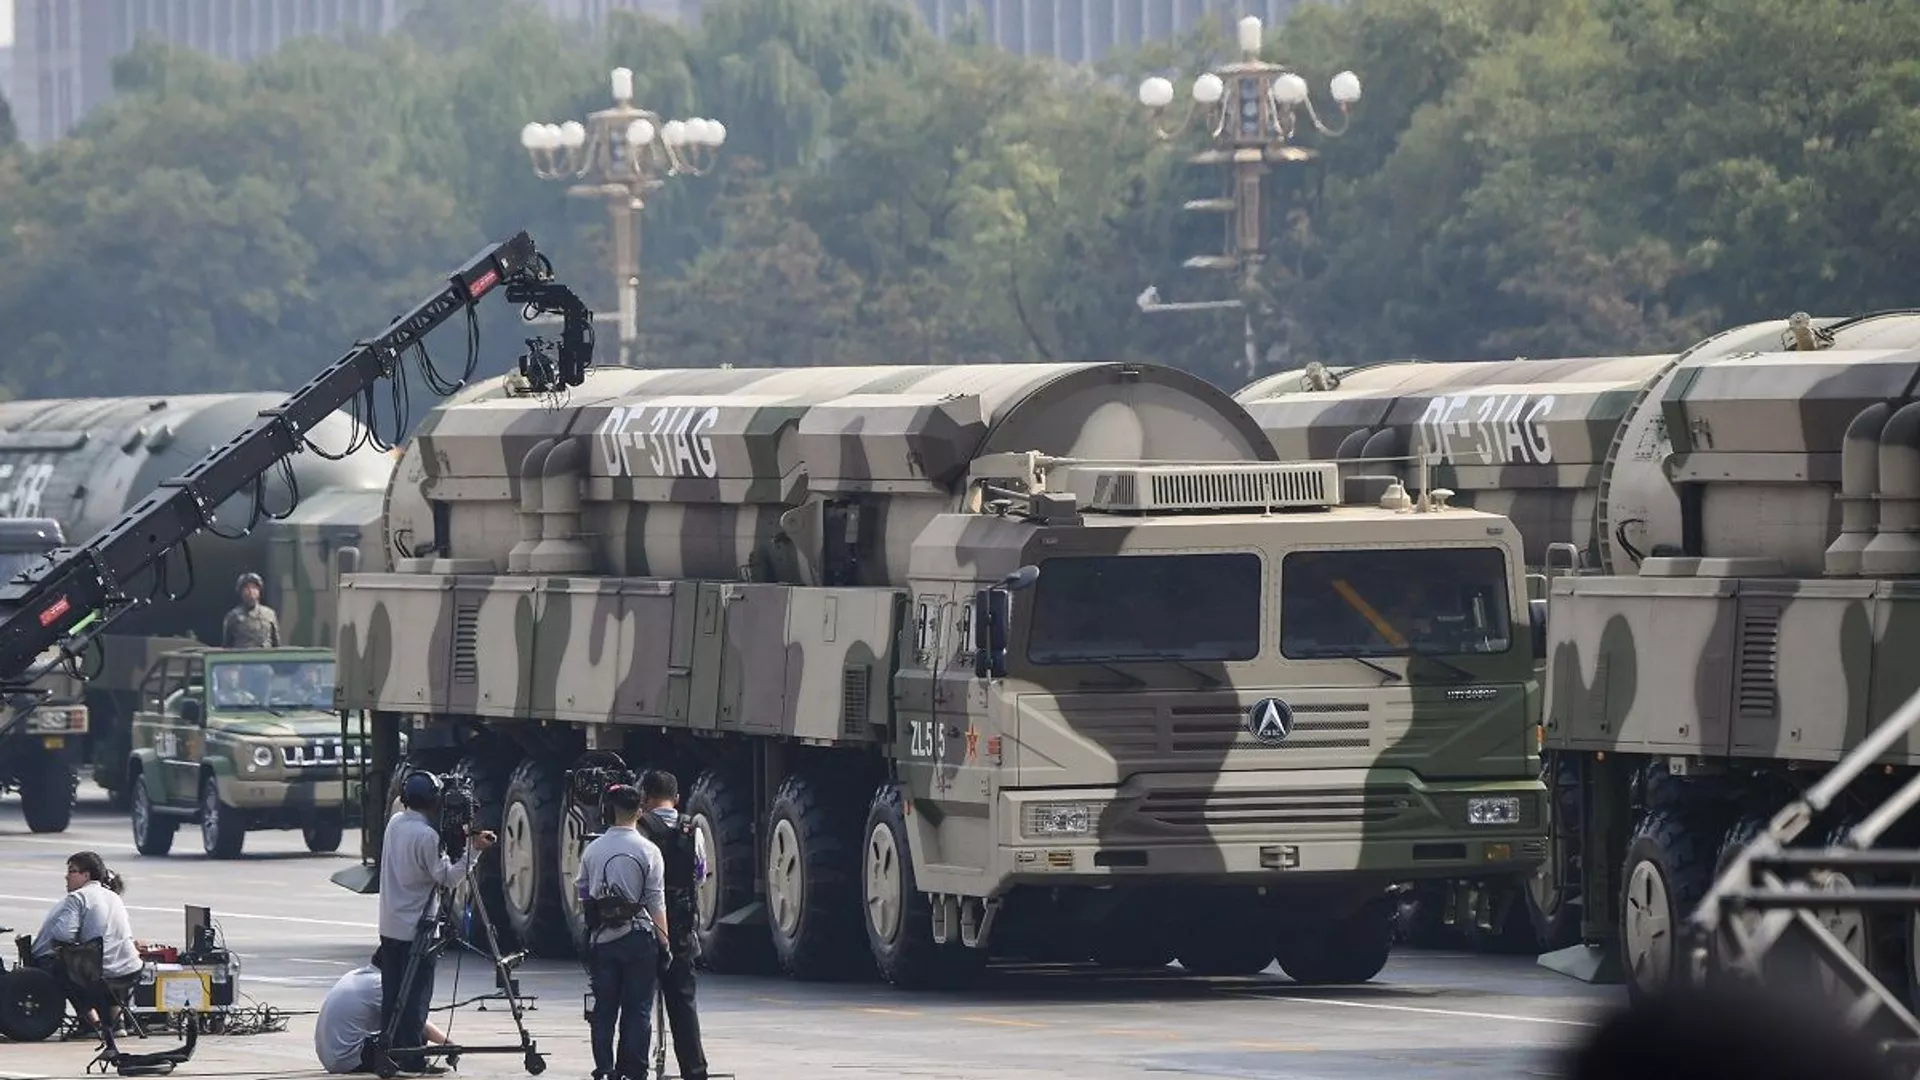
[127,647,364,817]
[1235,313,1920,577]
[337,360,1546,913]
[0,393,396,795]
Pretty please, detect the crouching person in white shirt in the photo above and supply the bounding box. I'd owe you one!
[316,965,452,1075]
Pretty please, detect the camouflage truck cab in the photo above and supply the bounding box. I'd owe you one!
[0,517,88,833]
[333,361,1546,989]
[127,646,365,859]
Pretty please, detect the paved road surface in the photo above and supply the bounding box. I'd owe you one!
[0,786,1625,1080]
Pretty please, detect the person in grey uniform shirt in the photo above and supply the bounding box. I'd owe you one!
[375,771,494,1076]
[314,965,451,1074]
[575,784,670,1080]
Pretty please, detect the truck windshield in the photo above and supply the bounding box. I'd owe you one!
[1027,552,1262,664]
[1281,548,1512,659]
[208,659,336,710]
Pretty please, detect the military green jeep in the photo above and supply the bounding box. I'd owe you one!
[126,646,365,859]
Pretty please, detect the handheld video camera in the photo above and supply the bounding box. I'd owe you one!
[437,772,478,859]
[562,751,637,844]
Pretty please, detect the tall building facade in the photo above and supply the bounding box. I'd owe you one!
[12,0,410,146]
[11,0,1312,147]
[917,0,1300,66]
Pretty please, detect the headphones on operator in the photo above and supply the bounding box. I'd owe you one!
[400,770,443,811]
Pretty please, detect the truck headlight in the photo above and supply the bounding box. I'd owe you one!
[250,745,274,770]
[1025,803,1094,837]
[1467,796,1521,826]
[25,707,87,734]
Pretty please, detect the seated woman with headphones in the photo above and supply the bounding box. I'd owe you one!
[29,851,146,1033]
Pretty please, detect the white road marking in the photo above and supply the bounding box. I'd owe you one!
[0,892,377,930]
[1267,994,1598,1028]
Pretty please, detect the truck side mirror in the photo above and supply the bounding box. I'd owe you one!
[180,697,203,725]
[1529,598,1548,661]
[972,565,1040,680]
[334,545,360,590]
[973,590,993,679]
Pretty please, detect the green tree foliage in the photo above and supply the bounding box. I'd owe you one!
[0,0,1914,402]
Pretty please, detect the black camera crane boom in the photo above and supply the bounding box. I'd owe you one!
[0,230,593,695]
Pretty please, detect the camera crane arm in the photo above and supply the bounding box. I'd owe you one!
[0,230,593,694]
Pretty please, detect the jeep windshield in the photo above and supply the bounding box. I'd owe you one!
[1026,552,1262,665]
[207,658,337,711]
[1281,547,1512,659]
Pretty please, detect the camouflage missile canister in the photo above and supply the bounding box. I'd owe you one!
[337,360,1547,988]
[1238,355,1672,570]
[0,393,397,799]
[1236,314,1920,575]
[377,362,1276,584]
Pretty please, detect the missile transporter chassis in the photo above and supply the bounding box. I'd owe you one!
[333,361,1547,987]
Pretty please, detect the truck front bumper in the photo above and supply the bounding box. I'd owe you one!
[220,778,364,823]
[989,768,1548,886]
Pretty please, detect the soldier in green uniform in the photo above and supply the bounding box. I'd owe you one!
[222,571,281,649]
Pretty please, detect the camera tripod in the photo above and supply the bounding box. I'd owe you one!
[372,877,547,1078]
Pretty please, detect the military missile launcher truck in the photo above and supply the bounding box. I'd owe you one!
[0,517,89,832]
[0,394,396,807]
[328,360,1549,988]
[1235,311,1920,1003]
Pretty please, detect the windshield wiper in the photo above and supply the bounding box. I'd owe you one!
[1103,653,1222,690]
[1343,655,1403,683]
[1412,653,1477,682]
[1077,661,1147,689]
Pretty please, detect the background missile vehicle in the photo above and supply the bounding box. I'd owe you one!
[0,393,396,811]
[1234,311,1920,1002]
[0,517,89,832]
[331,360,1550,988]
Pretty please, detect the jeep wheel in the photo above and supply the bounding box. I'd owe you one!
[130,772,176,856]
[304,816,344,854]
[200,774,245,859]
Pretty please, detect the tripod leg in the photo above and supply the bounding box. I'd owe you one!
[467,877,545,1076]
[654,980,667,1080]
[378,885,447,1076]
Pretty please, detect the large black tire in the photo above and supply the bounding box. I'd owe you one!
[1525,753,1585,953]
[684,768,774,974]
[861,784,983,989]
[303,816,345,854]
[764,772,866,980]
[1619,809,1716,1002]
[200,772,245,859]
[129,767,176,856]
[1178,894,1278,975]
[1274,901,1394,985]
[454,751,519,953]
[0,966,66,1042]
[500,757,574,959]
[17,756,74,834]
[1178,931,1277,977]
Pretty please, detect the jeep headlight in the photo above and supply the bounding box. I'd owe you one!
[1025,803,1094,837]
[1467,796,1521,826]
[245,745,275,774]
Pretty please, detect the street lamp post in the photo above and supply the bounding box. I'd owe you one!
[520,67,727,367]
[1135,16,1360,380]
